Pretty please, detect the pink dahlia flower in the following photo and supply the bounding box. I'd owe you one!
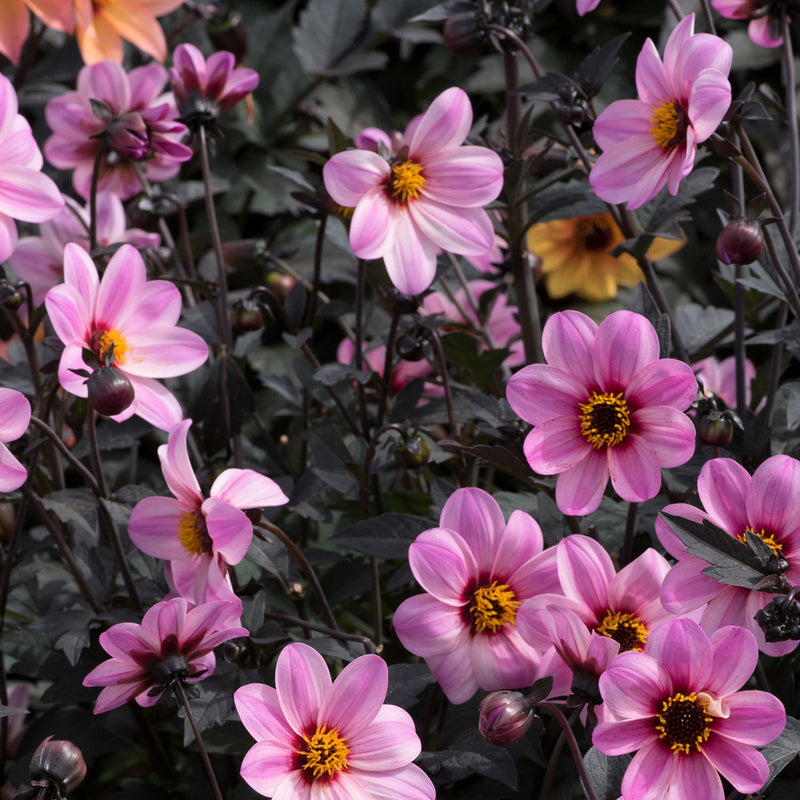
[44,243,208,430]
[593,618,785,800]
[393,487,560,704]
[693,354,755,409]
[506,310,698,515]
[519,536,687,702]
[323,87,504,296]
[44,60,193,200]
[656,454,800,656]
[590,14,732,209]
[0,389,31,492]
[10,192,160,308]
[234,642,434,800]
[83,597,247,714]
[0,75,63,262]
[129,419,288,609]
[712,0,787,47]
[170,43,259,126]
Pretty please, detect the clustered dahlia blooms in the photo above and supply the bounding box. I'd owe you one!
[129,419,289,611]
[323,86,504,296]
[506,310,697,516]
[44,243,209,430]
[44,60,193,200]
[234,642,435,800]
[590,14,732,209]
[393,487,560,703]
[593,619,785,800]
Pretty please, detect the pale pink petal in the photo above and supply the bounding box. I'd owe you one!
[697,458,750,535]
[424,645,480,704]
[439,487,505,573]
[346,704,422,770]
[393,594,468,657]
[607,434,662,502]
[592,99,656,150]
[646,618,712,690]
[713,690,786,745]
[319,654,387,738]
[121,326,208,378]
[659,556,720,612]
[78,60,131,111]
[95,244,146,329]
[323,150,388,207]
[45,286,90,346]
[347,764,434,800]
[0,165,63,222]
[275,643,332,736]
[3,116,42,170]
[558,535,614,619]
[469,628,538,690]
[625,359,698,410]
[749,16,783,48]
[541,310,598,389]
[408,529,476,603]
[56,346,91,398]
[0,445,27,492]
[662,14,697,79]
[620,741,675,800]
[506,364,586,425]
[202,497,252,565]
[349,188,395,260]
[592,717,658,755]
[707,625,757,696]
[421,147,504,207]
[10,239,63,306]
[128,496,186,560]
[607,547,669,620]
[0,389,31,442]
[0,213,18,264]
[508,548,560,600]
[355,127,391,151]
[381,211,438,296]
[594,311,659,392]
[408,199,494,256]
[239,741,297,798]
[523,415,592,474]
[123,376,184,431]
[634,38,672,108]
[670,753,724,800]
[703,739,767,794]
[234,683,296,744]
[688,69,732,142]
[631,406,696,467]
[491,509,543,578]
[63,243,99,314]
[160,420,202,503]
[271,771,311,800]
[210,469,288,509]
[676,34,733,96]
[554,449,609,516]
[408,87,472,160]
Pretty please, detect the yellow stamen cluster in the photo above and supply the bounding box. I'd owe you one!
[96,328,129,366]
[649,100,682,150]
[739,526,784,557]
[596,610,648,652]
[390,161,426,202]
[298,724,350,779]
[655,691,713,754]
[469,581,520,633]
[579,391,631,449]
[177,510,212,557]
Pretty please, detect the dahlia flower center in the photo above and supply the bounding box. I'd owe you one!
[177,510,212,557]
[579,391,631,448]
[469,581,520,633]
[390,161,426,203]
[739,526,783,556]
[595,610,648,652]
[576,216,614,252]
[654,691,713,754]
[90,327,129,366]
[649,100,689,151]
[297,724,350,779]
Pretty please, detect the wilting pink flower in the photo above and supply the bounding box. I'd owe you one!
[44,60,192,200]
[657,455,800,656]
[129,419,288,609]
[506,310,697,515]
[711,0,788,47]
[323,87,504,296]
[519,536,688,704]
[44,243,208,430]
[693,354,755,409]
[10,192,159,308]
[393,487,559,703]
[0,0,74,64]
[170,43,259,126]
[73,0,184,64]
[0,389,30,492]
[0,75,63,262]
[590,14,732,209]
[235,642,434,800]
[83,597,247,714]
[593,618,785,800]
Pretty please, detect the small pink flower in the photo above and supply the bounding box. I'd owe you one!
[129,419,288,608]
[590,14,732,209]
[506,310,697,516]
[393,487,560,704]
[593,618,785,800]
[83,597,247,714]
[657,454,800,656]
[44,243,208,430]
[44,60,193,200]
[170,43,259,126]
[234,642,435,800]
[323,87,504,296]
[0,389,31,492]
[693,354,755,409]
[10,192,159,308]
[0,75,63,262]
[711,0,787,47]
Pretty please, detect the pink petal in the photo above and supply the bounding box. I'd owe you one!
[202,497,252,565]
[160,419,203,504]
[349,187,395,260]
[95,244,146,329]
[592,717,658,756]
[346,764,435,800]
[634,38,672,108]
[491,509,543,579]
[541,310,598,389]
[63,242,99,316]
[128,496,186,560]
[676,32,732,96]
[123,376,183,431]
[607,547,669,620]
[608,434,662,502]
[655,502,709,559]
[697,458,750,535]
[631,406,696,467]
[594,311,659,392]
[210,468,288,509]
[670,753,724,800]
[92,682,148,714]
[506,364,586,425]
[408,200,494,256]
[469,627,538,690]
[323,150,388,207]
[421,146,504,207]
[319,654,387,738]
[408,528,476,603]
[275,643,332,736]
[712,690,786,745]
[0,213,18,263]
[3,116,43,170]
[749,16,783,47]
[0,165,63,222]
[0,444,27,492]
[425,646,480,704]
[688,69,732,143]
[119,326,208,378]
[626,358,698,410]
[408,87,472,160]
[659,555,720,612]
[381,211,438,296]
[592,98,653,151]
[78,60,131,112]
[704,741,768,795]
[747,455,800,538]
[440,487,505,573]
[393,594,468,657]
[239,741,297,798]
[707,625,757,696]
[554,449,609,516]
[0,388,30,442]
[662,14,697,79]
[620,741,675,799]
[523,415,592,474]
[45,286,90,347]
[557,535,613,619]
[234,683,296,744]
[646,618,712,690]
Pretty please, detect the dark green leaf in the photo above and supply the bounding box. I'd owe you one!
[583,748,632,800]
[515,72,574,102]
[576,33,630,98]
[332,513,433,558]
[762,716,800,788]
[629,284,671,358]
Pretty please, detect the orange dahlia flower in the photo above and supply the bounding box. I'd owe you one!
[0,0,74,64]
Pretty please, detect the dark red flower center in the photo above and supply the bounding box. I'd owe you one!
[655,691,714,754]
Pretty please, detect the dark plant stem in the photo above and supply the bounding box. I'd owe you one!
[760,226,800,317]
[539,706,583,800]
[263,612,377,652]
[375,309,401,429]
[782,15,800,237]
[307,214,327,325]
[173,681,223,800]
[698,0,715,32]
[429,329,459,439]
[256,522,338,630]
[762,303,788,425]
[29,416,99,492]
[354,259,372,439]
[731,137,748,419]
[665,0,686,22]
[622,501,638,566]
[86,410,109,499]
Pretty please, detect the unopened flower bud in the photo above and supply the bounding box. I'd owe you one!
[232,300,264,332]
[716,218,764,265]
[443,12,486,57]
[478,691,537,746]
[395,434,430,468]
[30,736,87,795]
[87,367,135,417]
[105,112,150,160]
[266,272,297,300]
[222,239,268,271]
[696,411,735,447]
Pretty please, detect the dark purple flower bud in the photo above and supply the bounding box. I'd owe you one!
[478,691,536,746]
[29,736,87,795]
[232,300,264,332]
[105,112,150,160]
[696,410,735,447]
[716,218,764,265]
[87,367,135,417]
[443,12,486,57]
